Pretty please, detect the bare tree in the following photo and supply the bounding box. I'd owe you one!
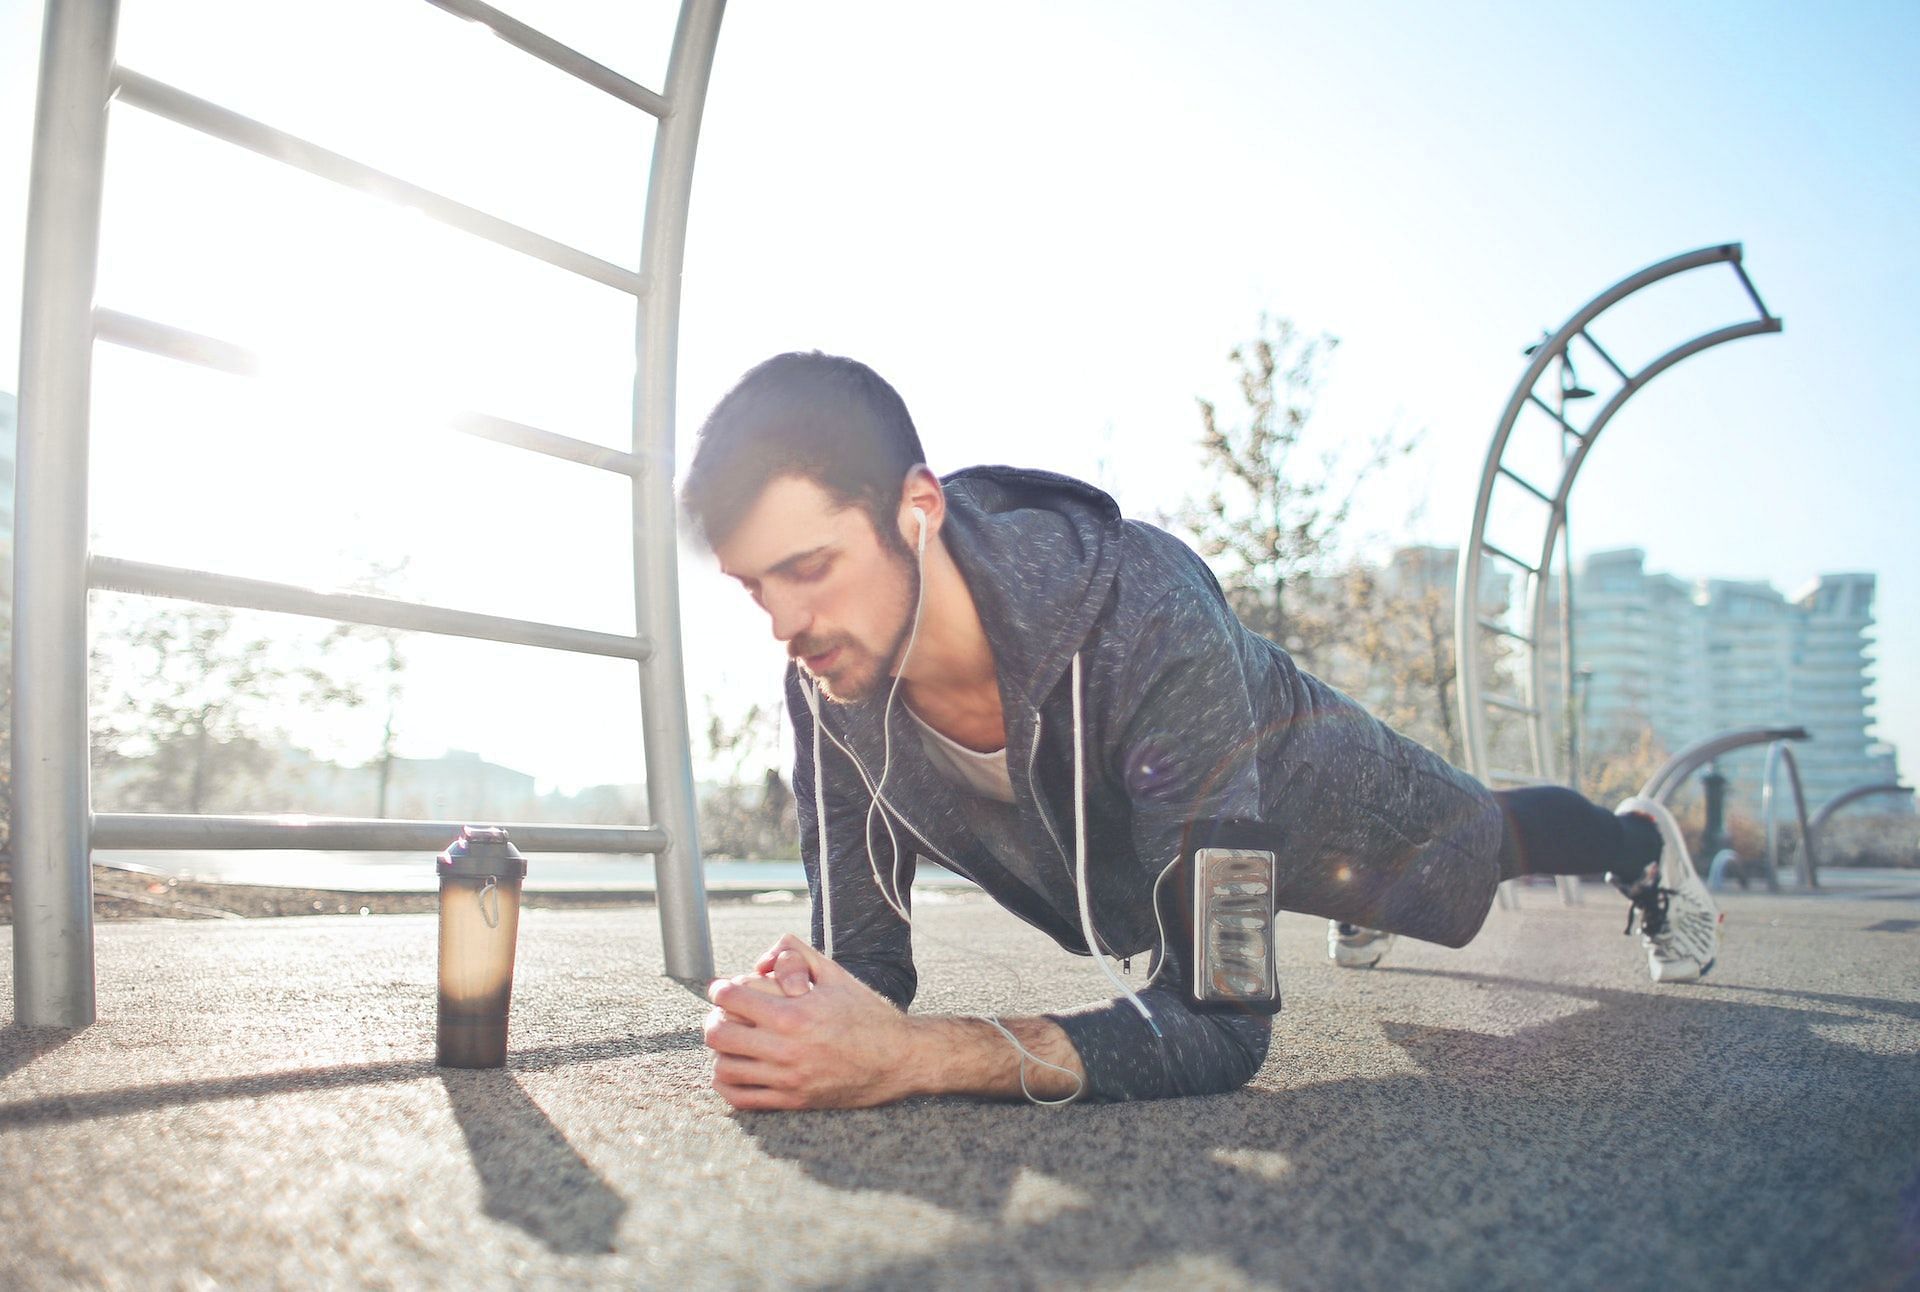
[321,558,410,816]
[1172,315,1411,673]
[698,695,794,859]
[1337,562,1462,763]
[89,596,390,815]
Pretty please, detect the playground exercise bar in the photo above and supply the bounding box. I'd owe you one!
[90,556,655,662]
[420,0,673,117]
[1809,783,1914,837]
[1761,741,1818,891]
[93,309,648,477]
[633,0,725,981]
[112,69,649,298]
[1638,725,1811,805]
[93,814,667,854]
[13,0,119,1026]
[1578,330,1630,383]
[14,0,727,1025]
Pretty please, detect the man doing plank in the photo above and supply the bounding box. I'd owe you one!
[684,352,1719,1109]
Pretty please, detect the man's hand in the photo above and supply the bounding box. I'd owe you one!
[704,934,924,1111]
[751,938,816,997]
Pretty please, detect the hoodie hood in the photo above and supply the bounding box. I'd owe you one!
[936,465,1125,710]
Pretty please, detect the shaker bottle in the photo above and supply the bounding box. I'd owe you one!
[436,826,528,1068]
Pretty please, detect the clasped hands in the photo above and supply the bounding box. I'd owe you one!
[703,933,923,1110]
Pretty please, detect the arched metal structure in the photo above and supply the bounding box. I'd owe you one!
[1456,245,1783,905]
[1808,782,1916,837]
[1760,740,1817,891]
[1639,725,1810,805]
[13,0,726,1026]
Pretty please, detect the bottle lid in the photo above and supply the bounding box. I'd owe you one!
[437,825,528,879]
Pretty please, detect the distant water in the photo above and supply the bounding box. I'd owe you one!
[95,849,976,894]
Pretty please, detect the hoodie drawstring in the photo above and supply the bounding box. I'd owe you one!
[801,677,834,959]
[1071,652,1161,1037]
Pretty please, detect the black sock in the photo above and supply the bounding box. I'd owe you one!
[1613,812,1663,884]
[1492,786,1663,883]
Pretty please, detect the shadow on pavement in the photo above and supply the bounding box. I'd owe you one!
[1681,980,1920,1024]
[739,974,1920,1291]
[0,1026,74,1083]
[0,1027,697,1129]
[441,1069,627,1254]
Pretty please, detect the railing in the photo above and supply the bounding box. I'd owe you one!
[12,0,727,1027]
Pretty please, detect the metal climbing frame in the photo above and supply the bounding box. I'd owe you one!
[1455,245,1783,907]
[12,0,726,1026]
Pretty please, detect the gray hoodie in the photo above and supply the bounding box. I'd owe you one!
[785,466,1504,1101]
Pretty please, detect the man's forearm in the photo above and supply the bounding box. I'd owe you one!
[903,1014,1087,1102]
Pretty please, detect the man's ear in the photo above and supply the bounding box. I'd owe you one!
[898,466,944,549]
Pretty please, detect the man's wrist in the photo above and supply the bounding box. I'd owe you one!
[896,1014,953,1099]
[897,1013,1086,1102]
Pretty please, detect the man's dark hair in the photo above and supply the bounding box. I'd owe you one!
[681,352,927,552]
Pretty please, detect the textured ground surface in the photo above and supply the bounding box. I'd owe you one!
[3,880,1918,1291]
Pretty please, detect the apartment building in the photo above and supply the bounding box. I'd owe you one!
[1574,549,1900,812]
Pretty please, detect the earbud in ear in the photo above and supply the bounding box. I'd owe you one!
[911,506,928,553]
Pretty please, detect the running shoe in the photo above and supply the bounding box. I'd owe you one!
[1611,796,1721,983]
[1328,920,1397,969]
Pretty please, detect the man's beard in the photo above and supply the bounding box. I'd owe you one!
[794,554,920,706]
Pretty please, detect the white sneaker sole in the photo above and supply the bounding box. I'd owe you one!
[1616,796,1721,986]
[1650,952,1715,983]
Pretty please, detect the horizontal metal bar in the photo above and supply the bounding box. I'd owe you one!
[93,309,643,476]
[421,0,670,117]
[1487,770,1556,786]
[447,409,642,475]
[90,555,653,662]
[1729,257,1774,324]
[96,307,257,375]
[112,68,646,297]
[1496,464,1554,505]
[1484,693,1541,716]
[1477,616,1535,644]
[93,812,667,854]
[1579,328,1630,384]
[1525,391,1587,440]
[1481,541,1540,576]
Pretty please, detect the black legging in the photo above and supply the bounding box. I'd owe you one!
[1493,786,1661,883]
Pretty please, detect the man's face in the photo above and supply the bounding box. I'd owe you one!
[714,475,917,704]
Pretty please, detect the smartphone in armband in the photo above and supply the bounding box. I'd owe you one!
[1189,843,1279,1011]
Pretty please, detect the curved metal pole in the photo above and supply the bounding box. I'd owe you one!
[1639,725,1810,805]
[1760,741,1818,891]
[633,0,725,982]
[1808,782,1914,837]
[1522,318,1785,710]
[1456,244,1783,781]
[12,0,121,1028]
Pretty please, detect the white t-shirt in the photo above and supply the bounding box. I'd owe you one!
[908,709,1015,803]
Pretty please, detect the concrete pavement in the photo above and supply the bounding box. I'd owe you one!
[3,882,1918,1290]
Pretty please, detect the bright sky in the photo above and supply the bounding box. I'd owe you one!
[2,0,1915,794]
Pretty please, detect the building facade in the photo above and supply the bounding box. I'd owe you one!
[1574,548,1902,814]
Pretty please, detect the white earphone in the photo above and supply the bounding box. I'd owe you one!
[911,505,928,554]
